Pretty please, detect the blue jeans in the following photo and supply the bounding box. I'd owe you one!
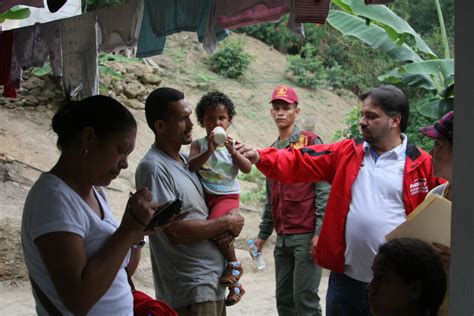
[326,272,371,316]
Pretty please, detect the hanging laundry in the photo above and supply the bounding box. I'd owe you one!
[365,0,394,4]
[287,0,304,37]
[294,0,330,24]
[136,0,227,58]
[136,7,166,58]
[215,0,288,30]
[0,30,16,97]
[60,11,98,98]
[0,0,43,14]
[96,0,144,53]
[10,21,62,89]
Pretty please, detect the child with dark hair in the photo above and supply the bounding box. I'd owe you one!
[368,238,447,316]
[188,92,251,306]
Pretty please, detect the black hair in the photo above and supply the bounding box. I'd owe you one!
[195,92,236,127]
[51,95,136,150]
[359,85,410,132]
[145,87,184,132]
[378,238,447,315]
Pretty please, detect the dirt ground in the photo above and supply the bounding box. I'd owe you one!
[0,32,353,315]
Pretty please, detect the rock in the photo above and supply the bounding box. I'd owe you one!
[36,96,48,102]
[124,76,136,84]
[123,99,144,110]
[112,80,123,94]
[0,153,15,163]
[6,102,21,108]
[123,82,146,99]
[107,61,127,74]
[116,95,129,105]
[28,88,41,96]
[139,73,162,86]
[125,63,153,76]
[22,77,45,90]
[100,75,112,88]
[23,95,39,107]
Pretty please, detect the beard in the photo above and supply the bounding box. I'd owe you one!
[361,125,390,146]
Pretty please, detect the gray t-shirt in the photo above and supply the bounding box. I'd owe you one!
[135,145,225,308]
[22,173,132,315]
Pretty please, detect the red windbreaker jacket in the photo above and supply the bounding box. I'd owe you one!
[256,138,441,273]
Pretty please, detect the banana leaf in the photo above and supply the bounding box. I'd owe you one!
[417,97,453,119]
[327,10,422,63]
[0,6,30,23]
[332,0,437,58]
[32,63,52,77]
[378,59,454,91]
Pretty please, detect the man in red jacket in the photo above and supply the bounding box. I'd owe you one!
[254,85,330,316]
[238,85,440,316]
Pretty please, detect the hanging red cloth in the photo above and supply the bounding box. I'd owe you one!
[133,290,179,316]
[294,0,330,24]
[0,31,16,98]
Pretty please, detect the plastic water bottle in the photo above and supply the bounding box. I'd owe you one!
[247,239,266,270]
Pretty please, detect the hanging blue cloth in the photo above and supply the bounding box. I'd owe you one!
[137,0,228,58]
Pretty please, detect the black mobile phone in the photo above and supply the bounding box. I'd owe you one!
[144,198,183,231]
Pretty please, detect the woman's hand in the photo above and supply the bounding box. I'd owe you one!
[123,188,157,237]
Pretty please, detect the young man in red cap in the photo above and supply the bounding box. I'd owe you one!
[253,84,330,316]
[239,85,442,315]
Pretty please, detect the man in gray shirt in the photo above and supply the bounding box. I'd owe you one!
[136,87,244,315]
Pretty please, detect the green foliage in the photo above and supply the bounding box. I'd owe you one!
[240,187,266,205]
[326,63,363,92]
[98,53,142,64]
[239,16,301,53]
[405,101,435,151]
[238,167,266,204]
[97,53,145,80]
[332,106,362,141]
[329,0,453,119]
[287,44,326,89]
[209,38,252,79]
[240,18,395,94]
[391,0,454,40]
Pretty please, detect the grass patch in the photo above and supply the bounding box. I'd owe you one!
[239,167,266,204]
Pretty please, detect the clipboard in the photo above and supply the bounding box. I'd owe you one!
[385,194,452,246]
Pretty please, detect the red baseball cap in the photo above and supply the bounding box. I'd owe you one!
[270,85,299,104]
[419,111,454,141]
